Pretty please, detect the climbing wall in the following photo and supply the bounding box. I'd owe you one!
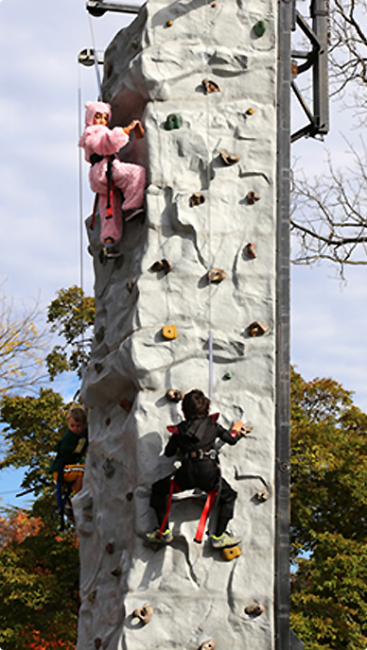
[75,1,280,648]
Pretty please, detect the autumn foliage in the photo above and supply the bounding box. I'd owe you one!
[290,368,367,649]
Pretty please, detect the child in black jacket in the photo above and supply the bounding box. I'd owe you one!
[146,389,249,548]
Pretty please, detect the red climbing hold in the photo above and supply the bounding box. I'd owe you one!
[120,397,133,412]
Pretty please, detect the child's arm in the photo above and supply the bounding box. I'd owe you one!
[217,420,252,445]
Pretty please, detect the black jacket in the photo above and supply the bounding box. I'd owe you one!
[164,416,241,457]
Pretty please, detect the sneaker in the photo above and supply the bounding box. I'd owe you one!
[124,207,145,222]
[145,528,174,545]
[210,531,242,549]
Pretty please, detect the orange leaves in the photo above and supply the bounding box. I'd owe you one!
[0,509,42,547]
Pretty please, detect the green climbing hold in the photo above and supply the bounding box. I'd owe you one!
[224,372,233,380]
[253,20,267,37]
[165,113,182,130]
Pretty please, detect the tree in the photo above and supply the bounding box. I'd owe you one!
[0,508,79,650]
[290,368,367,649]
[291,0,367,275]
[0,291,46,394]
[46,285,95,380]
[0,391,80,650]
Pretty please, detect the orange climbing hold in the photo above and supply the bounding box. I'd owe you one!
[166,19,173,27]
[166,389,184,402]
[247,107,255,115]
[247,191,260,204]
[220,150,240,166]
[200,641,216,650]
[151,259,172,274]
[247,321,269,337]
[222,545,242,561]
[207,268,226,283]
[245,603,265,616]
[162,324,178,340]
[133,603,153,624]
[202,78,221,94]
[245,242,257,258]
[190,193,205,207]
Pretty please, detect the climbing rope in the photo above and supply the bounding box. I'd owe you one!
[204,0,214,401]
[88,14,103,101]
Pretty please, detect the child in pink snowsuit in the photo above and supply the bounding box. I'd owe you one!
[79,101,146,246]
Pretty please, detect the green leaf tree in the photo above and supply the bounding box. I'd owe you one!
[46,285,95,380]
[290,368,367,649]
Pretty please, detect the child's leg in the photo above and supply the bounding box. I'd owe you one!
[99,191,123,245]
[112,161,145,211]
[150,475,173,527]
[215,478,237,536]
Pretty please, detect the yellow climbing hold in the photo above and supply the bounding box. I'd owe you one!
[247,107,255,115]
[222,545,242,561]
[162,324,178,340]
[166,19,173,27]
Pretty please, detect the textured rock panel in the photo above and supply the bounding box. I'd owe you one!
[76,1,277,649]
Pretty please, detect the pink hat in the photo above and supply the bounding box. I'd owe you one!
[85,101,111,126]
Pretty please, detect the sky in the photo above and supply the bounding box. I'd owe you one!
[0,0,366,507]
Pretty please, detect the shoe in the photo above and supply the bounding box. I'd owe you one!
[145,528,174,545]
[210,531,242,549]
[124,207,145,222]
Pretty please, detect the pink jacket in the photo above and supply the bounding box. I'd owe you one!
[79,124,129,162]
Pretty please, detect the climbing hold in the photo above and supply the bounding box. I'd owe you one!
[222,545,242,561]
[162,324,178,340]
[291,59,298,77]
[126,492,134,501]
[202,78,221,94]
[127,278,137,293]
[247,321,269,337]
[133,603,153,624]
[247,191,260,204]
[88,590,97,603]
[105,542,114,554]
[111,566,122,577]
[253,20,267,37]
[189,193,205,207]
[246,107,255,115]
[224,372,232,380]
[102,458,115,477]
[120,397,133,413]
[95,326,105,344]
[245,603,265,616]
[94,639,102,650]
[151,259,172,274]
[245,242,257,259]
[105,418,111,426]
[166,389,184,403]
[211,2,216,6]
[164,113,182,130]
[245,242,257,258]
[132,39,139,49]
[166,19,173,27]
[94,362,104,374]
[220,150,240,166]
[207,268,226,283]
[200,641,216,650]
[256,489,270,502]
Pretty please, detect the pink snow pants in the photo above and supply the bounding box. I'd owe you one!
[89,158,145,245]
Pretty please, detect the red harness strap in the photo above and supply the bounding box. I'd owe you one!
[157,475,181,538]
[194,488,218,543]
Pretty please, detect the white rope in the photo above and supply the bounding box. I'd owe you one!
[88,14,103,100]
[77,63,85,379]
[205,0,214,401]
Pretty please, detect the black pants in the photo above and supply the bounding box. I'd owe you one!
[150,459,237,535]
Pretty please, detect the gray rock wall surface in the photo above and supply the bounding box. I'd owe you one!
[75,1,278,648]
